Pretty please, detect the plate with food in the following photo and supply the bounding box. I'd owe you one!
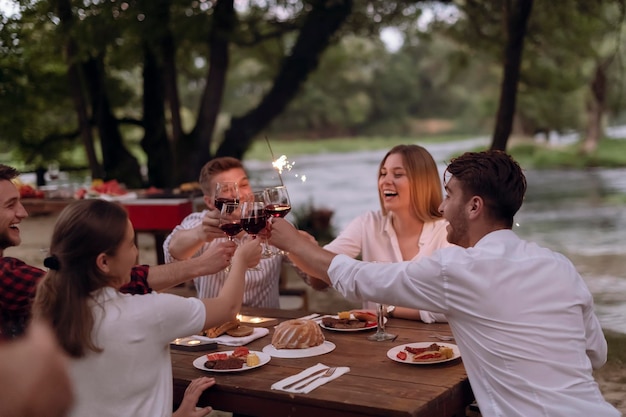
[263,318,336,358]
[319,310,384,332]
[387,342,461,365]
[192,347,270,373]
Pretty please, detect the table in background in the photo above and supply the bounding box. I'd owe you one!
[123,198,193,264]
[21,197,197,264]
[172,307,473,417]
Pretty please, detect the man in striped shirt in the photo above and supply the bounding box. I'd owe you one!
[164,157,312,308]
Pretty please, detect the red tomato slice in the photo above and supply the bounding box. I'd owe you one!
[396,351,408,361]
[232,347,250,358]
[206,353,228,361]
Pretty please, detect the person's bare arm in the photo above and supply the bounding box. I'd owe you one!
[168,209,224,260]
[0,321,73,417]
[200,238,262,329]
[285,231,332,290]
[148,241,237,292]
[269,218,336,285]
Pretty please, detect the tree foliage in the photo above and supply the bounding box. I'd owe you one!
[2,0,626,184]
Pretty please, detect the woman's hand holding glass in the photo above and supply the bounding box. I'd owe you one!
[230,237,263,272]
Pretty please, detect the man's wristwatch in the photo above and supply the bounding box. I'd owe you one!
[386,305,396,318]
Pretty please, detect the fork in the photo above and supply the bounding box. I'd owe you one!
[293,367,337,391]
[429,334,455,341]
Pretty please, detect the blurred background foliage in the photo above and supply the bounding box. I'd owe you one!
[1,0,626,187]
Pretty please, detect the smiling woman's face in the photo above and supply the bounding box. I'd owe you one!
[378,153,411,214]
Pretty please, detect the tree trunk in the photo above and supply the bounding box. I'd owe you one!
[582,61,609,155]
[490,0,534,151]
[216,0,354,160]
[179,0,236,182]
[141,43,175,188]
[82,57,143,188]
[56,0,103,180]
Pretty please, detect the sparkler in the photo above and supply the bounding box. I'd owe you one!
[265,136,284,186]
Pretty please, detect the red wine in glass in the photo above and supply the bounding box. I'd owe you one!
[215,197,239,211]
[265,204,291,218]
[219,222,242,237]
[241,216,266,236]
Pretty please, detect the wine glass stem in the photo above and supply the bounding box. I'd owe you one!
[377,304,386,333]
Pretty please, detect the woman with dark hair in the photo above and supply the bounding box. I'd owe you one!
[292,144,452,322]
[34,199,261,417]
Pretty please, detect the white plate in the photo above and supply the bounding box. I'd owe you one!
[318,314,385,332]
[387,342,461,365]
[262,341,336,358]
[192,350,270,373]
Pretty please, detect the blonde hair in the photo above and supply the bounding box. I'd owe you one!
[33,199,129,357]
[378,144,442,222]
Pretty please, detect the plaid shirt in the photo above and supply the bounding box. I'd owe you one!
[0,257,152,340]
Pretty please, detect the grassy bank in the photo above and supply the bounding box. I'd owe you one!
[246,133,478,161]
[508,138,626,169]
[247,134,626,169]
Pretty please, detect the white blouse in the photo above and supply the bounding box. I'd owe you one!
[324,210,451,322]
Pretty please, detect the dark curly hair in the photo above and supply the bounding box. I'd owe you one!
[444,150,526,228]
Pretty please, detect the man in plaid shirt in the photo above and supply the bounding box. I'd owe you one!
[1,164,235,340]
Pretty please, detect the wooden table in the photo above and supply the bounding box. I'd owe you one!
[171,307,473,417]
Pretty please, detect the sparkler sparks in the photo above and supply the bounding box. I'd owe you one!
[271,155,306,183]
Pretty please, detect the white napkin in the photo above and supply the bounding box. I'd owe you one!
[271,363,350,394]
[195,327,269,346]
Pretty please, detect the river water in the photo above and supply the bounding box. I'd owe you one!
[247,137,626,335]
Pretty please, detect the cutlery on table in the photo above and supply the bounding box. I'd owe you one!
[429,334,455,341]
[293,367,337,391]
[297,313,321,320]
[282,367,328,390]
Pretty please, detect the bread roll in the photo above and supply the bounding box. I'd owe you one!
[206,320,240,338]
[226,325,254,337]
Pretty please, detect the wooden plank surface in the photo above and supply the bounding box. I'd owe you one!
[172,307,473,417]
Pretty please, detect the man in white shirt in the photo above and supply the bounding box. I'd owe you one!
[268,150,619,417]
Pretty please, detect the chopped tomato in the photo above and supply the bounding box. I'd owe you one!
[232,346,250,358]
[206,353,228,361]
[396,351,408,361]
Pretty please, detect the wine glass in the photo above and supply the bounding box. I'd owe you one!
[367,303,397,342]
[248,191,274,258]
[240,201,266,270]
[263,185,291,218]
[214,182,239,211]
[263,185,291,256]
[219,203,242,242]
[218,203,242,272]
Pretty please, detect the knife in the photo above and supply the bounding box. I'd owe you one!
[297,313,321,320]
[282,368,328,390]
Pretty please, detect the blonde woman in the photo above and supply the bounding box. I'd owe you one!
[291,144,451,322]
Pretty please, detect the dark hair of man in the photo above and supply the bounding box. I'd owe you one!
[198,157,245,196]
[444,150,527,228]
[33,199,129,357]
[0,164,20,181]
